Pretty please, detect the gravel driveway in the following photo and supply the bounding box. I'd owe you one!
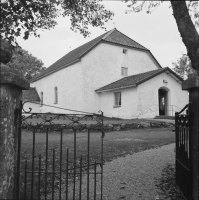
[59,143,183,200]
[103,143,176,200]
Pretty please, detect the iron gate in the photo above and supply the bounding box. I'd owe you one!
[175,104,191,200]
[16,101,105,200]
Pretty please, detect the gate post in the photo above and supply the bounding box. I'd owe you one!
[182,73,199,200]
[0,61,29,199]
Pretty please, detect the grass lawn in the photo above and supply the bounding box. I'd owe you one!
[21,127,175,165]
[20,127,175,199]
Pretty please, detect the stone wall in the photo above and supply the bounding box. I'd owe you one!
[0,63,29,199]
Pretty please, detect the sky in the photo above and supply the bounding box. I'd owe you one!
[17,1,187,69]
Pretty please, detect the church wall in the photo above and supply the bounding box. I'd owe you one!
[30,62,85,114]
[136,72,189,118]
[29,42,188,119]
[97,71,188,119]
[98,87,138,119]
[81,42,160,113]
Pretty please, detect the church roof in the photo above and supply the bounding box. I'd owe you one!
[95,67,183,92]
[22,87,40,101]
[31,28,160,82]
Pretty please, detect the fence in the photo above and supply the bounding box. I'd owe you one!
[16,101,105,200]
[155,104,185,117]
[175,104,191,200]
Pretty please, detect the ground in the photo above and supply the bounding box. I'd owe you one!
[21,127,175,165]
[19,117,183,199]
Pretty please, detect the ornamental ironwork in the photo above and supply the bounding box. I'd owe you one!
[16,101,105,200]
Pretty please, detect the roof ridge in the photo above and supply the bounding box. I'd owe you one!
[102,28,116,40]
[71,30,109,55]
[96,68,172,92]
[55,30,113,62]
[78,29,114,59]
[32,29,161,82]
[118,29,148,50]
[59,30,108,60]
[32,30,110,81]
[127,67,165,78]
[107,29,149,50]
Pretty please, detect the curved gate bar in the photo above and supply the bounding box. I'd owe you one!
[16,101,105,200]
[176,104,189,115]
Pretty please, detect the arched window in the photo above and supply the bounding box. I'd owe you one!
[54,87,58,104]
[40,92,43,106]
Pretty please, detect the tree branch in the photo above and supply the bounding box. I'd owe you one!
[170,1,199,72]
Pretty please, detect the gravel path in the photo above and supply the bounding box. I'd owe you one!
[56,143,179,200]
[103,143,175,200]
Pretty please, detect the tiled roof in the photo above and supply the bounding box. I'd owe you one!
[22,87,40,101]
[103,29,148,50]
[31,28,151,82]
[95,67,183,92]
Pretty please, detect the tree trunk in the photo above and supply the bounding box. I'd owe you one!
[170,1,199,74]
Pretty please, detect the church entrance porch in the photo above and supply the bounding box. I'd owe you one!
[158,88,169,116]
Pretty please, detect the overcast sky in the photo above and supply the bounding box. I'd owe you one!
[17,1,187,69]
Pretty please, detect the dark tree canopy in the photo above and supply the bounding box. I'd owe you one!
[6,48,46,80]
[0,0,113,45]
[172,54,196,80]
[124,1,199,73]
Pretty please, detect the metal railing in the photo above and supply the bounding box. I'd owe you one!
[175,104,191,200]
[16,101,105,200]
[156,105,186,117]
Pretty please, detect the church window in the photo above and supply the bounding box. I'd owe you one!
[114,92,121,107]
[121,67,128,76]
[123,49,127,54]
[40,92,43,106]
[54,87,58,104]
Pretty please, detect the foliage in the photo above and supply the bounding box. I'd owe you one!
[6,48,46,80]
[172,54,196,79]
[0,0,113,45]
[124,1,199,31]
[124,1,199,72]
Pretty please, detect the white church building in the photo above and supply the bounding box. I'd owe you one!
[23,28,188,119]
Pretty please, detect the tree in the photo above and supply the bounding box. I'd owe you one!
[0,0,113,45]
[124,1,199,74]
[6,48,46,80]
[172,53,196,79]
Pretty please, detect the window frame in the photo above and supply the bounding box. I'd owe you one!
[123,49,127,54]
[114,91,121,107]
[54,87,58,104]
[121,67,128,76]
[40,92,43,106]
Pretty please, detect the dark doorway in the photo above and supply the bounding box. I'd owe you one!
[158,89,167,116]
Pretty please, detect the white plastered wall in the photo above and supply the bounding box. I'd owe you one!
[81,42,160,113]
[136,72,189,118]
[30,42,161,115]
[98,87,138,119]
[31,62,84,114]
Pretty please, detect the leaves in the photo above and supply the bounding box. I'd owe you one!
[0,0,113,46]
[172,53,196,80]
[186,1,199,29]
[124,0,164,14]
[124,1,199,72]
[6,48,46,80]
